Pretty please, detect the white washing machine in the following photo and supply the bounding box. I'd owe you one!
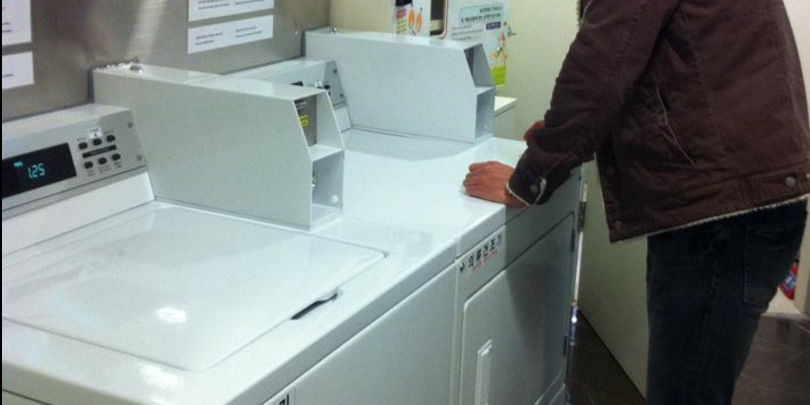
[1,101,459,404]
[236,31,585,405]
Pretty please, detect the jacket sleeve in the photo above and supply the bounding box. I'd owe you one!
[508,0,682,205]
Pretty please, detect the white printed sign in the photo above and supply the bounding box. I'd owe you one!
[445,0,509,85]
[188,15,274,54]
[189,0,274,22]
[2,51,34,90]
[2,0,32,47]
[2,52,34,90]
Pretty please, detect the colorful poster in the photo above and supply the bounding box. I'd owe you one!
[2,0,32,47]
[2,52,34,90]
[189,0,275,22]
[445,0,509,86]
[392,0,431,37]
[188,15,274,54]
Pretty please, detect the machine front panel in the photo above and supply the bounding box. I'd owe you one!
[459,217,576,405]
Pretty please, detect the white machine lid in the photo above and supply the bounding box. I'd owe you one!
[1,206,384,371]
[343,129,526,255]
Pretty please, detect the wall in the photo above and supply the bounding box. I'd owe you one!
[577,164,650,394]
[798,219,810,314]
[785,0,810,315]
[1,0,329,122]
[499,0,580,139]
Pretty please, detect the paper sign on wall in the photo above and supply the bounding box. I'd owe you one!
[2,52,34,90]
[446,0,509,86]
[392,0,431,37]
[2,0,32,47]
[188,15,274,54]
[189,0,275,22]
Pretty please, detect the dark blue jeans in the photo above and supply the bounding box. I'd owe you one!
[646,201,807,405]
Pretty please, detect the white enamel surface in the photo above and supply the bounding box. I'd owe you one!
[2,203,455,405]
[343,129,527,256]
[2,205,384,371]
[2,173,154,256]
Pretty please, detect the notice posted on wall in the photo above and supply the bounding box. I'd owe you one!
[446,0,509,86]
[189,0,274,22]
[2,0,32,47]
[2,52,34,90]
[188,15,274,54]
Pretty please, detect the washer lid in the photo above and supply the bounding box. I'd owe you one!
[1,206,384,371]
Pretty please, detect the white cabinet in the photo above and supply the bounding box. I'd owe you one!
[266,266,457,405]
[2,392,42,405]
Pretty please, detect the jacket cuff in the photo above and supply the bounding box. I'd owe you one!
[508,159,547,205]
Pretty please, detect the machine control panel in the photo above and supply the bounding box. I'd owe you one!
[2,105,146,216]
[235,60,347,108]
[74,123,129,175]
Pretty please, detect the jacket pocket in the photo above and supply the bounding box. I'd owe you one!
[655,85,697,168]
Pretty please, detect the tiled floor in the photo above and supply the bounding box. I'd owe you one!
[567,311,810,405]
[566,312,645,405]
[733,314,810,405]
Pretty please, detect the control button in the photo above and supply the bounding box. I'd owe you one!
[106,134,117,143]
[786,176,797,188]
[79,142,89,150]
[112,154,122,161]
[84,162,94,169]
[93,138,103,146]
[98,157,108,165]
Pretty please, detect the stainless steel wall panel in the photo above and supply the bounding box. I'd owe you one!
[2,0,329,122]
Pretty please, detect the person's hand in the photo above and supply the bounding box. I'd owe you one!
[463,161,527,209]
[524,120,545,141]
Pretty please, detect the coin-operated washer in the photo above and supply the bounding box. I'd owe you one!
[1,67,459,405]
[236,31,584,405]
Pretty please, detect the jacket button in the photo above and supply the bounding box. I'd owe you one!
[614,220,623,228]
[530,184,540,194]
[786,176,797,188]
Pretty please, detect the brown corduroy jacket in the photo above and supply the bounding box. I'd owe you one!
[508,0,810,242]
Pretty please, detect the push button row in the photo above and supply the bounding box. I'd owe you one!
[83,154,122,170]
[78,134,117,150]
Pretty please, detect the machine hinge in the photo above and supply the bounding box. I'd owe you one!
[563,335,570,358]
[571,228,577,253]
[577,200,587,234]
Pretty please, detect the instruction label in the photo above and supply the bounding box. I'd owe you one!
[2,51,34,90]
[2,0,32,47]
[188,15,274,54]
[189,0,274,22]
[446,1,509,86]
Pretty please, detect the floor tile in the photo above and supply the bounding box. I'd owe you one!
[567,312,810,405]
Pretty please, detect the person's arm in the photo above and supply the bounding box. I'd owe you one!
[506,0,682,204]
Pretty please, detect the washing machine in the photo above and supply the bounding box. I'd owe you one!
[2,85,459,404]
[236,31,585,405]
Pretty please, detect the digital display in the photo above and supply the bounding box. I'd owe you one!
[2,144,77,199]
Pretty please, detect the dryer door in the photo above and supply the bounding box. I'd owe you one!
[459,216,575,405]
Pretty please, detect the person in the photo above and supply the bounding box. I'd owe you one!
[463,0,809,404]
